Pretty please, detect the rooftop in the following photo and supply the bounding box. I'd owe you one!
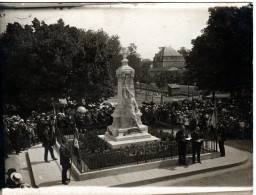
[156,45,183,57]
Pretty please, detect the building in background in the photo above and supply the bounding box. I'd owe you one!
[149,45,185,77]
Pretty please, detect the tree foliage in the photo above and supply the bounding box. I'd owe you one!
[178,47,190,58]
[1,18,121,114]
[154,71,183,89]
[139,61,151,83]
[127,43,141,81]
[186,5,252,95]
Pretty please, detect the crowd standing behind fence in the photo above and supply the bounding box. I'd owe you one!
[3,96,252,175]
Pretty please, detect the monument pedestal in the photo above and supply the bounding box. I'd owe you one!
[99,132,160,149]
[99,124,160,149]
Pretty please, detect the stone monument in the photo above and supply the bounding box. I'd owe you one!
[99,47,160,149]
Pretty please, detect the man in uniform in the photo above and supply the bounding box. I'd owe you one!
[191,126,204,164]
[37,113,47,142]
[11,121,21,155]
[41,124,57,162]
[59,139,71,185]
[218,123,226,157]
[175,125,188,166]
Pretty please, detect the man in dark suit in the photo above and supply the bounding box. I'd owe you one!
[191,126,204,164]
[59,140,71,185]
[218,123,226,157]
[175,125,188,166]
[41,124,57,163]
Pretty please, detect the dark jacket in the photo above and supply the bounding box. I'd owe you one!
[59,145,71,167]
[5,177,22,188]
[175,130,185,143]
[191,131,204,144]
[41,129,50,147]
[218,127,226,142]
[37,119,48,139]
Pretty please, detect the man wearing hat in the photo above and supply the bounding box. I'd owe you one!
[75,106,87,133]
[6,172,23,188]
[37,113,47,142]
[191,126,204,164]
[11,122,21,154]
[59,139,71,185]
[41,124,57,162]
[19,119,28,150]
[218,123,226,157]
[175,125,188,166]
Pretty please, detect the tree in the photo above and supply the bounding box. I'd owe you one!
[141,59,152,68]
[178,47,190,58]
[154,74,168,104]
[106,35,122,85]
[1,18,121,115]
[186,5,252,99]
[154,71,183,103]
[127,43,141,82]
[139,62,151,84]
[138,61,152,100]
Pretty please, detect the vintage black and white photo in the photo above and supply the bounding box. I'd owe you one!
[0,2,253,194]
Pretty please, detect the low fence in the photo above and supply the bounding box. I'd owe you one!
[56,132,217,173]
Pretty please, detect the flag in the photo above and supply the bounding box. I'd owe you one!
[191,110,198,125]
[74,128,79,148]
[73,128,80,158]
[211,101,218,128]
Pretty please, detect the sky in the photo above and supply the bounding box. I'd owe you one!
[0,3,247,59]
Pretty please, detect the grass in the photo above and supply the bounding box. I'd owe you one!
[225,139,253,153]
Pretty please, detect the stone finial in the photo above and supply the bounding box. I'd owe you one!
[120,47,130,59]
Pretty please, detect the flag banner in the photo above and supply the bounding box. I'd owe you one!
[211,112,216,129]
[191,110,198,124]
[211,101,218,128]
[73,128,80,159]
[74,137,79,149]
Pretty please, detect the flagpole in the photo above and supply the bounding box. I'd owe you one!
[213,100,218,151]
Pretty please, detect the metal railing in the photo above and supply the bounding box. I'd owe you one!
[56,132,217,173]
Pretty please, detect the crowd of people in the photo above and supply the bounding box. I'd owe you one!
[3,105,115,158]
[140,97,253,139]
[3,104,115,186]
[3,95,252,187]
[4,96,252,159]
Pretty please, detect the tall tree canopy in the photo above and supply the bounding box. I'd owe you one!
[178,47,190,59]
[186,5,252,96]
[154,71,183,89]
[127,43,141,81]
[1,18,121,114]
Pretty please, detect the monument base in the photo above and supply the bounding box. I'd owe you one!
[99,132,160,149]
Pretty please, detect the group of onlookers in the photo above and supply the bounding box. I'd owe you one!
[140,97,252,139]
[3,104,115,158]
[3,113,38,157]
